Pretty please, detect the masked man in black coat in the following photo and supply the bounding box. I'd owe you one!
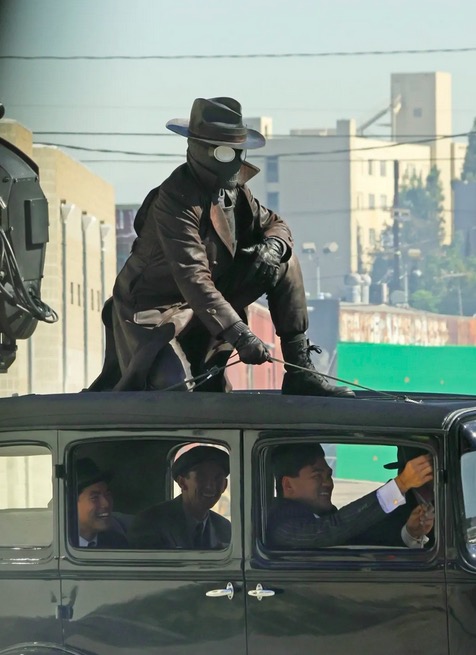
[90,97,355,397]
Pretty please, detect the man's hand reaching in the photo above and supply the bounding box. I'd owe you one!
[395,454,433,494]
[405,503,435,539]
[222,321,271,365]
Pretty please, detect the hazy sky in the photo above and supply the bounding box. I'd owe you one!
[1,0,475,203]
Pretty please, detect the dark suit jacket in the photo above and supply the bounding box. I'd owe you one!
[266,492,386,549]
[78,529,128,548]
[129,495,231,550]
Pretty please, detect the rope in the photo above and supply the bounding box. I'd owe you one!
[267,356,422,404]
[160,349,421,403]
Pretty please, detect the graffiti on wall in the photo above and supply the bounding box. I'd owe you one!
[339,309,459,346]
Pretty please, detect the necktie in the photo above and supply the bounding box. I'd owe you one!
[193,523,205,549]
[87,541,96,548]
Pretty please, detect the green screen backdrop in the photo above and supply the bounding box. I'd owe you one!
[337,342,476,394]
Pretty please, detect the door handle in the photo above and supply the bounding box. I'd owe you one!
[247,583,275,601]
[206,581,234,600]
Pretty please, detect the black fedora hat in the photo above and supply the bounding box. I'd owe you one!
[383,445,426,470]
[76,457,112,494]
[166,97,266,149]
[172,445,230,481]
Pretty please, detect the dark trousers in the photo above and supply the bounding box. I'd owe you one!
[89,253,309,392]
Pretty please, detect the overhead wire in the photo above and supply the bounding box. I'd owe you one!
[32,131,475,138]
[38,130,473,158]
[2,46,476,60]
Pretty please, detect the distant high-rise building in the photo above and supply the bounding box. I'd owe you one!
[247,72,463,301]
[391,72,453,243]
[116,205,139,273]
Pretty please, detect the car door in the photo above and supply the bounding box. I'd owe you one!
[243,430,448,655]
[0,432,63,651]
[58,429,246,655]
[446,413,476,654]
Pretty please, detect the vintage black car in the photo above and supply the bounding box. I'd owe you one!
[1,388,476,655]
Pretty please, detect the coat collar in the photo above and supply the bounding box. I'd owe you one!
[187,156,260,192]
[209,200,234,256]
[185,159,258,256]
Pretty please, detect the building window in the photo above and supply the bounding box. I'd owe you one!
[77,284,81,307]
[380,195,388,209]
[413,108,422,118]
[267,192,279,212]
[91,289,94,311]
[70,282,74,305]
[116,210,124,230]
[266,157,279,183]
[369,228,376,247]
[369,194,375,209]
[380,161,387,177]
[368,160,374,175]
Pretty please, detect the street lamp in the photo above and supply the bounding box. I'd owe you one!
[302,241,339,298]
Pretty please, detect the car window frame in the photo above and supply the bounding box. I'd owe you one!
[59,428,242,565]
[245,429,443,571]
[0,432,58,564]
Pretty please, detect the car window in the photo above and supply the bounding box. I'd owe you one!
[460,450,476,559]
[255,438,435,555]
[67,438,232,552]
[0,444,53,548]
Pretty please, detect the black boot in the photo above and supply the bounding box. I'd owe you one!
[281,335,355,397]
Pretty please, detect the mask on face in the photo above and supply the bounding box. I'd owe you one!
[187,139,246,190]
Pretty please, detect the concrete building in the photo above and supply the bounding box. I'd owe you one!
[453,180,476,256]
[247,72,464,302]
[391,72,453,243]
[0,120,116,395]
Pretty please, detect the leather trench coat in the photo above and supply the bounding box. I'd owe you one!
[91,160,296,391]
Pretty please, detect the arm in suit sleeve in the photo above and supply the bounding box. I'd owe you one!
[128,508,170,549]
[267,492,388,549]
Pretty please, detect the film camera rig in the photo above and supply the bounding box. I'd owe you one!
[0,104,57,372]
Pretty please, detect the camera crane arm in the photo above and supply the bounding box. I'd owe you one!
[0,104,58,372]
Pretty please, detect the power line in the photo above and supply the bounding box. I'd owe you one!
[39,142,180,156]
[39,130,471,157]
[79,156,467,165]
[2,46,476,60]
[274,132,471,157]
[33,130,473,139]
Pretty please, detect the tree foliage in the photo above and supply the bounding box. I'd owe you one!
[371,165,476,315]
[462,117,476,183]
[398,165,445,256]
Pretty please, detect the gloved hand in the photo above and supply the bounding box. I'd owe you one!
[240,237,285,288]
[222,321,271,365]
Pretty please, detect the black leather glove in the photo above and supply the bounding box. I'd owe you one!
[222,321,271,365]
[240,237,285,287]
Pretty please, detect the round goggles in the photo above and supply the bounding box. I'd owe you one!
[210,145,247,163]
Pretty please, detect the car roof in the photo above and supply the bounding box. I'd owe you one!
[0,390,475,434]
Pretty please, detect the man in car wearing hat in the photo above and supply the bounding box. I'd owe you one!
[129,445,231,549]
[266,443,434,549]
[75,457,128,548]
[90,96,354,397]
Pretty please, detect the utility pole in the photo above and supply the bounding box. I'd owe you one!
[392,159,401,294]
